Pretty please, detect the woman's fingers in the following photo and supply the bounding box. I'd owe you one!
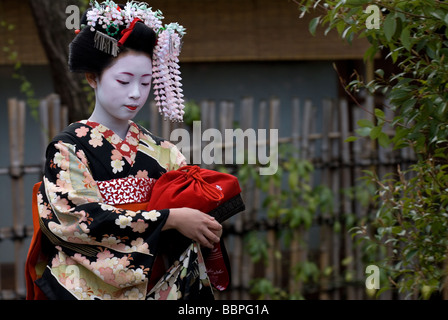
[196,222,221,248]
[167,207,223,248]
[204,226,220,243]
[198,234,215,249]
[206,216,222,231]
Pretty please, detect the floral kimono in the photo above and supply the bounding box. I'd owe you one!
[32,120,214,300]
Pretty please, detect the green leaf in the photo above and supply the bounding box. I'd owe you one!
[336,20,346,36]
[345,136,358,142]
[405,248,418,260]
[389,88,411,102]
[400,26,412,51]
[357,119,374,128]
[374,108,385,120]
[384,14,397,42]
[364,44,378,61]
[375,69,385,78]
[288,170,299,190]
[370,126,382,140]
[309,16,320,36]
[356,127,371,137]
[345,0,370,7]
[378,132,391,147]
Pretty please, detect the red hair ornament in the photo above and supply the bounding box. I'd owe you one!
[118,17,142,47]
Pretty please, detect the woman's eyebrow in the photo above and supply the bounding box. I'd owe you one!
[119,72,152,77]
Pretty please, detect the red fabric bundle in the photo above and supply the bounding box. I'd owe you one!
[147,165,244,219]
[147,165,245,291]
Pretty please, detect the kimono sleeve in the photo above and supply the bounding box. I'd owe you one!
[168,142,187,171]
[38,139,169,257]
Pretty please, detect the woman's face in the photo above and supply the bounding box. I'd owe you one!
[90,50,153,123]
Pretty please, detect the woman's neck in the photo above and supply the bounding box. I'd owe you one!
[88,111,130,140]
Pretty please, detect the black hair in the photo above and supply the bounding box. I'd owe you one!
[68,5,157,74]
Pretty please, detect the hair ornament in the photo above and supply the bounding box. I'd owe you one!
[84,0,186,122]
[93,31,119,56]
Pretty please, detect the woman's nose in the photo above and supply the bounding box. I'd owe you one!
[129,83,141,100]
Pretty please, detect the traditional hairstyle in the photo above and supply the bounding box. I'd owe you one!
[68,1,186,122]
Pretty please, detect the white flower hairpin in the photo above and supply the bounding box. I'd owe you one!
[81,0,186,122]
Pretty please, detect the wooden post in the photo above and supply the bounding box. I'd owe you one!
[39,98,49,170]
[203,100,216,169]
[318,99,333,300]
[8,98,26,297]
[266,97,280,292]
[217,100,234,299]
[289,98,301,297]
[339,98,351,300]
[149,101,160,137]
[219,100,234,165]
[240,96,254,299]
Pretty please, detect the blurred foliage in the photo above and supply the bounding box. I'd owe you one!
[238,144,334,299]
[1,20,40,121]
[182,100,201,127]
[354,159,448,299]
[296,0,448,298]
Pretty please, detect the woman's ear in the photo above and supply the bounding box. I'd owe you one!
[85,72,98,89]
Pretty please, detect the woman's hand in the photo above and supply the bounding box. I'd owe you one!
[163,208,222,249]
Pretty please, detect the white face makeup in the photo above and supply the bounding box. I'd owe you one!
[88,50,152,136]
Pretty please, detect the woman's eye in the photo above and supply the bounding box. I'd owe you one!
[141,83,150,86]
[117,80,129,85]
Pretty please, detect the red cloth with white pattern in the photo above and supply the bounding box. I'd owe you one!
[97,177,156,205]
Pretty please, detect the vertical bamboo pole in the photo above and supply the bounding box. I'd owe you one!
[318,99,333,300]
[301,100,313,159]
[220,100,234,165]
[217,101,228,167]
[265,97,280,294]
[203,100,216,169]
[239,96,254,299]
[253,99,265,296]
[348,106,365,299]
[39,98,49,170]
[228,99,242,300]
[162,118,171,141]
[338,98,352,300]
[8,98,26,297]
[149,101,160,137]
[199,100,211,166]
[361,95,376,300]
[60,105,69,131]
[49,94,61,140]
[352,94,375,299]
[289,98,301,297]
[329,100,341,300]
[292,99,313,297]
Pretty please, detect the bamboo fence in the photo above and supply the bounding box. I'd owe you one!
[0,95,68,299]
[0,93,415,300]
[148,94,415,300]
